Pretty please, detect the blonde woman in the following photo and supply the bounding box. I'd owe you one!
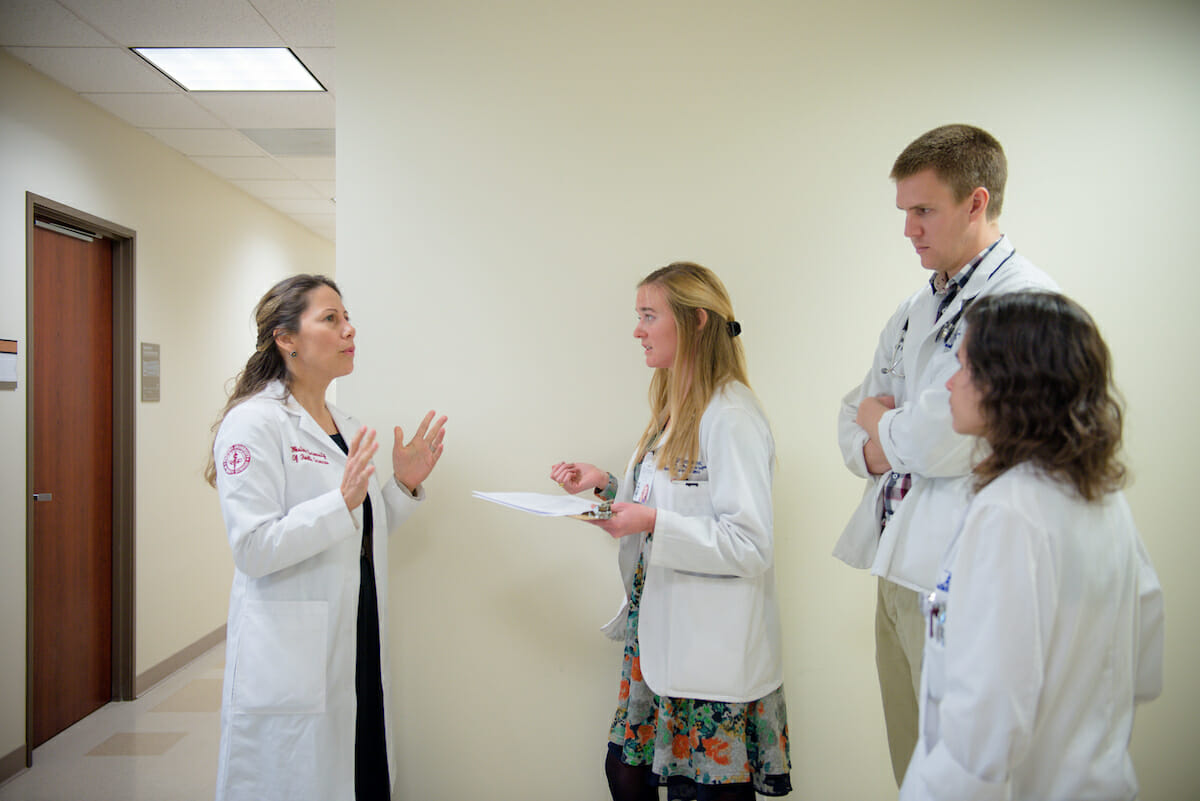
[552,262,791,801]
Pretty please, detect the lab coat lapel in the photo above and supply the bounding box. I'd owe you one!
[327,401,379,492]
[955,236,1014,307]
[326,403,357,445]
[912,236,1014,369]
[280,391,347,466]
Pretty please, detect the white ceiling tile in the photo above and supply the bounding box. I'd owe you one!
[233,179,321,199]
[82,91,225,128]
[189,91,334,128]
[10,0,339,238]
[4,46,176,93]
[275,157,335,181]
[144,128,265,157]
[262,196,337,215]
[292,47,334,92]
[307,180,336,200]
[57,0,283,47]
[192,156,293,180]
[0,0,113,47]
[241,128,332,156]
[251,0,334,48]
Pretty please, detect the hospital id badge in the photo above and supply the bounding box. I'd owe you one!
[920,587,949,644]
[633,452,655,504]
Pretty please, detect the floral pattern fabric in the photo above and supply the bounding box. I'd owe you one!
[608,539,792,797]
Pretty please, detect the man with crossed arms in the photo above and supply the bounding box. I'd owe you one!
[835,124,1058,786]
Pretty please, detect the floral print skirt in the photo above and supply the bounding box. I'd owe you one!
[608,548,792,797]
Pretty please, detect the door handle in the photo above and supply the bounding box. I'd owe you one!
[32,493,53,502]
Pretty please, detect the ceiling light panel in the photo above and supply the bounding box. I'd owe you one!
[132,47,325,92]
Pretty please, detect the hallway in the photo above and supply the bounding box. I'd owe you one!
[0,644,223,800]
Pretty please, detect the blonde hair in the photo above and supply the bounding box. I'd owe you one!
[634,262,750,479]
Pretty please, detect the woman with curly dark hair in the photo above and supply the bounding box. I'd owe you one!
[900,291,1164,801]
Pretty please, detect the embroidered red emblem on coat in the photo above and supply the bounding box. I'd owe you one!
[222,444,251,475]
[290,446,330,465]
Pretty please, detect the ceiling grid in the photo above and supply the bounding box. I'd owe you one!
[1,0,337,241]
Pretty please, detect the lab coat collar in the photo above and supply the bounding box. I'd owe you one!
[972,235,1015,286]
[265,380,351,457]
[928,235,1016,332]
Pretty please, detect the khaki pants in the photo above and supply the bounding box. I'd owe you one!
[875,578,925,787]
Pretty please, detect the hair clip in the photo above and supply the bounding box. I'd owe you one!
[726,320,742,337]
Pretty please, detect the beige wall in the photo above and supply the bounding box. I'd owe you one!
[338,0,1200,798]
[0,53,334,759]
[2,0,1197,794]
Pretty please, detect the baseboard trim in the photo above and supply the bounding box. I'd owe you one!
[134,625,226,697]
[0,744,27,786]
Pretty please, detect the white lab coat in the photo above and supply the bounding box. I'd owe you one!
[834,237,1059,592]
[900,464,1164,801]
[212,382,423,801]
[603,381,783,702]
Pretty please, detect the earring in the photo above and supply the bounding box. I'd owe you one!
[290,351,297,358]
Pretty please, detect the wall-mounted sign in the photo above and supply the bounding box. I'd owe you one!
[141,342,160,402]
[0,339,16,387]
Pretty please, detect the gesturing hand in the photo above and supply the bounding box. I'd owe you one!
[341,426,379,511]
[549,461,606,495]
[392,410,448,493]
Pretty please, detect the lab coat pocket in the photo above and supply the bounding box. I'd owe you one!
[922,637,945,749]
[924,638,945,702]
[670,480,712,519]
[232,600,327,715]
[918,588,947,702]
[665,571,761,698]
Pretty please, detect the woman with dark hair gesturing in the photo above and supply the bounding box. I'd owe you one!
[900,291,1163,801]
[206,274,446,801]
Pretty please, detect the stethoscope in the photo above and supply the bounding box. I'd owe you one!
[879,243,1016,380]
[882,320,909,378]
[934,299,973,348]
[880,297,975,379]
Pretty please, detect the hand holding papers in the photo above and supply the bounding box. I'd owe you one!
[472,490,613,520]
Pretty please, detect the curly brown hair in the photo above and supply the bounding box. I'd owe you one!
[963,291,1126,500]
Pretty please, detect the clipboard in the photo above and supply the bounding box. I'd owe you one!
[570,501,613,520]
[471,491,613,520]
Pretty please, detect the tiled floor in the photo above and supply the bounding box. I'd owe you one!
[0,643,224,801]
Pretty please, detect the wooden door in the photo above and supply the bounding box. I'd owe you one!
[30,224,114,747]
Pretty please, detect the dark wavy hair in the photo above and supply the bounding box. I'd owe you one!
[963,291,1126,500]
[205,274,340,487]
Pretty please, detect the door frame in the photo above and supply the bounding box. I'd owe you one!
[24,193,136,765]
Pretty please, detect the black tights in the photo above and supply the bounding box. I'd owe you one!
[605,747,757,801]
[606,747,659,801]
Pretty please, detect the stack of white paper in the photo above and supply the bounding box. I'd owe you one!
[472,490,603,518]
